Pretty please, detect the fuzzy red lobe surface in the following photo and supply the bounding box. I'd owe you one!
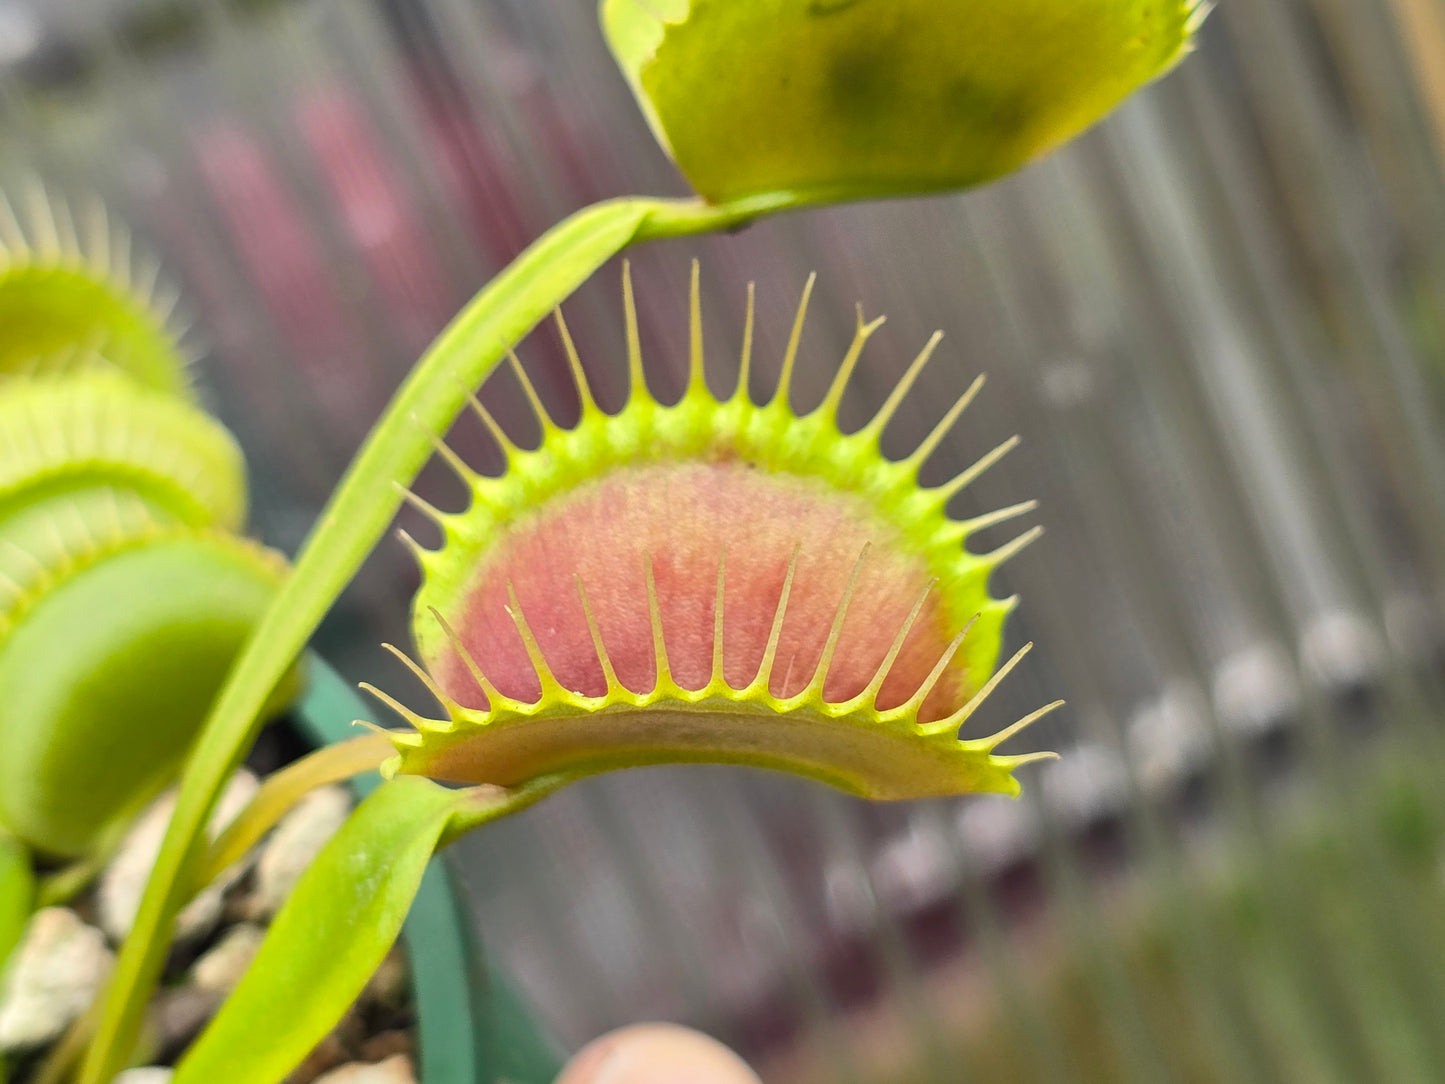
[428,460,967,722]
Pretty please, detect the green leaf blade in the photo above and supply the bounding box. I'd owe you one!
[171,777,464,1084]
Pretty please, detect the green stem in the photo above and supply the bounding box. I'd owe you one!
[196,732,395,888]
[79,191,799,1084]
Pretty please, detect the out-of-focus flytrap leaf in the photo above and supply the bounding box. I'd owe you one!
[602,0,1207,206]
[170,775,558,1084]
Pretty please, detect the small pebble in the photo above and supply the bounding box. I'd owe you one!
[113,1068,175,1084]
[192,923,266,993]
[0,907,114,1050]
[312,1054,417,1084]
[249,786,351,918]
[99,772,259,943]
[154,985,222,1058]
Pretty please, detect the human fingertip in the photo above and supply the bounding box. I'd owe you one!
[555,1023,760,1084]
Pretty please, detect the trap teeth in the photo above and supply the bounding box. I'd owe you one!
[0,373,249,606]
[373,266,1057,802]
[0,186,192,396]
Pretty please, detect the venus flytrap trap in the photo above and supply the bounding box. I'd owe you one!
[0,368,288,868]
[0,186,300,1081]
[0,188,193,396]
[0,373,247,592]
[80,4,1205,1081]
[377,267,1058,800]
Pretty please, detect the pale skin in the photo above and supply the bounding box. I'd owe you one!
[555,1023,762,1084]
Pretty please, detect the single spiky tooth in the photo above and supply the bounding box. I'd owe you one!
[622,260,647,402]
[991,750,1063,769]
[504,582,565,702]
[687,260,706,394]
[24,182,60,259]
[352,717,417,742]
[151,282,183,324]
[941,501,1040,546]
[835,577,936,713]
[428,605,513,713]
[134,255,162,308]
[905,373,986,476]
[0,190,28,256]
[918,641,1034,736]
[554,308,602,420]
[359,682,433,732]
[734,282,756,403]
[396,529,432,569]
[817,306,886,422]
[773,273,817,410]
[83,197,109,277]
[393,482,448,527]
[381,642,462,718]
[113,216,133,290]
[392,268,1054,803]
[798,542,870,701]
[52,194,80,264]
[1186,0,1213,34]
[417,425,479,488]
[462,386,521,458]
[575,575,624,695]
[983,525,1044,570]
[861,330,942,442]
[709,548,727,687]
[933,435,1022,505]
[965,699,1067,753]
[642,552,676,692]
[749,543,801,696]
[505,350,558,434]
[886,619,974,722]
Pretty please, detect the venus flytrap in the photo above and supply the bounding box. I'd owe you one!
[83,5,1205,1081]
[0,365,287,867]
[0,188,193,396]
[168,269,1057,1084]
[0,189,295,1070]
[380,268,1057,799]
[0,373,247,597]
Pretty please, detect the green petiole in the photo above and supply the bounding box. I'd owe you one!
[79,190,802,1084]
